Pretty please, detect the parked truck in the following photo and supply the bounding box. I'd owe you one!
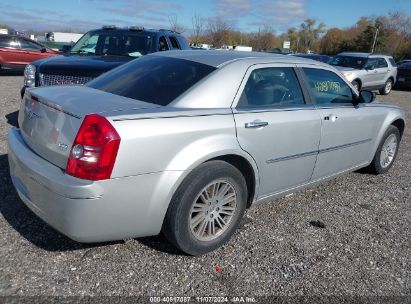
[45,32,83,43]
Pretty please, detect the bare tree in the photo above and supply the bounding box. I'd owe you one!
[207,17,231,48]
[169,14,185,33]
[191,14,204,45]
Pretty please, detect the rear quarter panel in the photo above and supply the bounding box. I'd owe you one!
[110,111,257,177]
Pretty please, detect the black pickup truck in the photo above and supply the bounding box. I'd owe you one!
[21,26,190,97]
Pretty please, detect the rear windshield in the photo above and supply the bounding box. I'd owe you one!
[329,55,367,69]
[87,55,216,106]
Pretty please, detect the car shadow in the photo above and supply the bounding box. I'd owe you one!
[0,70,23,76]
[0,153,183,254]
[5,111,19,128]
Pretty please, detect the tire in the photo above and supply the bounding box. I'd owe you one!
[162,160,247,255]
[379,79,393,95]
[366,125,400,174]
[351,80,360,91]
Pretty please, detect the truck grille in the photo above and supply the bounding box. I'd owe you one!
[39,74,94,87]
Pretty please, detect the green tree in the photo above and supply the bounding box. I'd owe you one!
[320,28,345,55]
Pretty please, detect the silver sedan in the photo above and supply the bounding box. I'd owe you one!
[8,51,405,255]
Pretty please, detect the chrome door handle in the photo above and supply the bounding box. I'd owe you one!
[324,114,338,122]
[245,120,269,128]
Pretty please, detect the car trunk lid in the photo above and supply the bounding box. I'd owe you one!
[18,85,160,169]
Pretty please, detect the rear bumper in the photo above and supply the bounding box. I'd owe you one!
[8,128,182,242]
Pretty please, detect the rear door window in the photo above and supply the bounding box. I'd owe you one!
[377,58,388,68]
[302,68,353,104]
[365,58,378,69]
[169,36,181,49]
[238,67,305,107]
[158,36,169,51]
[87,56,216,106]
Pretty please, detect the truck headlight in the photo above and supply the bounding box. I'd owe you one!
[24,64,36,87]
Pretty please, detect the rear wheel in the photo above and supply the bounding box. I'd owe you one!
[379,79,393,95]
[162,160,247,255]
[366,125,400,174]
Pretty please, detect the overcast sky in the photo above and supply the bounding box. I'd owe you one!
[1,0,410,33]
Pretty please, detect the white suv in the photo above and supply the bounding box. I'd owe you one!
[330,52,397,95]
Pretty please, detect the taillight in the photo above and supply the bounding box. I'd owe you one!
[66,114,120,180]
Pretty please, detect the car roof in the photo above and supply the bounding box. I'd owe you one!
[338,52,392,58]
[151,50,329,68]
[89,27,181,36]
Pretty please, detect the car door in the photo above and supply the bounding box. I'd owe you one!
[375,57,389,85]
[0,36,22,66]
[17,38,49,64]
[233,64,321,198]
[300,66,381,179]
[363,58,379,87]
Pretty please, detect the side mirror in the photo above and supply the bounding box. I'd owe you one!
[40,47,47,53]
[366,65,374,71]
[359,90,375,103]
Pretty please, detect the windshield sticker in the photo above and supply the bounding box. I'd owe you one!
[315,81,341,93]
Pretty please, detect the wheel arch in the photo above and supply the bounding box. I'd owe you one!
[207,154,257,208]
[391,118,405,138]
[370,114,406,162]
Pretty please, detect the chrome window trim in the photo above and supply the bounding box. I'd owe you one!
[231,63,312,109]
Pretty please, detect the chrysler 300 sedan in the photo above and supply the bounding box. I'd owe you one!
[8,51,405,255]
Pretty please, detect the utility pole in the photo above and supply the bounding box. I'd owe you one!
[371,26,379,54]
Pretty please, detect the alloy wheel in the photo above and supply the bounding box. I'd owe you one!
[189,180,237,242]
[380,133,397,168]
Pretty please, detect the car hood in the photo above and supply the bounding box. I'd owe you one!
[33,54,133,77]
[333,66,358,72]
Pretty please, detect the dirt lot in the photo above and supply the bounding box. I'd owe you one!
[0,76,410,299]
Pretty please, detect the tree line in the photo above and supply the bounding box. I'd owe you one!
[2,11,410,60]
[177,12,410,60]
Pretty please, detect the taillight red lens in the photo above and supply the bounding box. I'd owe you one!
[66,114,120,180]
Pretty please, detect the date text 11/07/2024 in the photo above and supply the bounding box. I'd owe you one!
[149,296,257,303]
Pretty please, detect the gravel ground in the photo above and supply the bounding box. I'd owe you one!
[0,76,410,299]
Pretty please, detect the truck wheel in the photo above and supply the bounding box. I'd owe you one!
[163,160,247,255]
[379,79,393,95]
[366,125,400,174]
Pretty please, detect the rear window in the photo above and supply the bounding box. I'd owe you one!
[389,58,397,67]
[87,56,216,106]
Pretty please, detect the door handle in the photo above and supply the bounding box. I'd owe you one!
[245,120,269,128]
[324,114,338,122]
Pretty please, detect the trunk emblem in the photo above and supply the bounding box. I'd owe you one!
[24,105,41,120]
[58,143,68,151]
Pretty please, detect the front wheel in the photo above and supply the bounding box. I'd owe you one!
[379,79,393,95]
[162,160,247,255]
[366,125,400,174]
